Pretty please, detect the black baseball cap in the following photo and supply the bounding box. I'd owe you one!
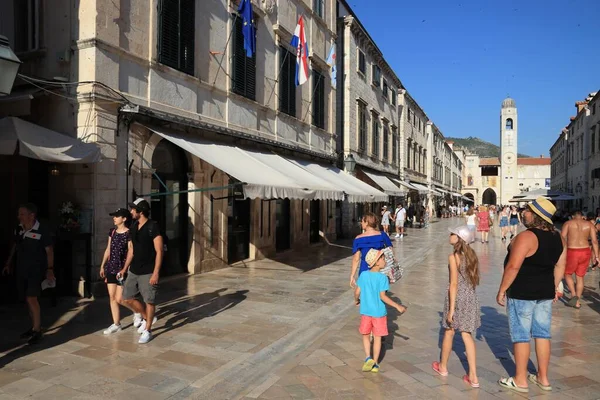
[109,208,130,218]
[128,198,150,213]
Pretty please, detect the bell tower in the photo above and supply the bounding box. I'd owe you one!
[500,97,518,204]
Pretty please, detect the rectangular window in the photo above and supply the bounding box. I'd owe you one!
[392,129,398,165]
[382,79,388,99]
[232,14,256,99]
[406,140,411,168]
[279,47,296,117]
[372,65,381,87]
[382,124,389,161]
[593,103,596,115]
[423,149,427,174]
[391,88,396,106]
[313,0,324,19]
[158,0,195,75]
[312,70,326,129]
[358,50,366,75]
[593,131,596,154]
[358,101,367,151]
[372,113,380,156]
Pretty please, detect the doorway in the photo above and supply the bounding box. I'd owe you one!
[227,182,250,263]
[276,198,291,251]
[310,200,321,243]
[482,188,497,205]
[151,140,189,276]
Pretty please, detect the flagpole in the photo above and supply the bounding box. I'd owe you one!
[265,49,290,107]
[212,13,239,86]
[302,70,323,123]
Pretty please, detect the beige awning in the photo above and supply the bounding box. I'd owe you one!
[362,170,406,196]
[0,117,101,163]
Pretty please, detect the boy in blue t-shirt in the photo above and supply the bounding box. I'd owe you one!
[354,248,406,373]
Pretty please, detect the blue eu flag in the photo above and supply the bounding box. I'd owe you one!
[238,0,255,58]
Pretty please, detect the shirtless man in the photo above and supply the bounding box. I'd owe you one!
[561,210,600,309]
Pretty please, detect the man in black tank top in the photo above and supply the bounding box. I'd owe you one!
[496,198,567,394]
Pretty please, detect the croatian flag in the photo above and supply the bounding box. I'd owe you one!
[291,16,309,86]
[326,43,336,87]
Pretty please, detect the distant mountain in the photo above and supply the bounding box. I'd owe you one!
[446,136,531,158]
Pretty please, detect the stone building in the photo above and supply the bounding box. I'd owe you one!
[551,91,600,211]
[461,98,550,205]
[1,0,394,296]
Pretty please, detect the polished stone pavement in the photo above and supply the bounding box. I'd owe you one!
[2,220,600,399]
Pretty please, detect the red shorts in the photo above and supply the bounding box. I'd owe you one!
[359,315,388,337]
[566,248,592,277]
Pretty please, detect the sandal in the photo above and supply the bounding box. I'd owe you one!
[567,296,579,308]
[431,361,448,377]
[528,374,552,391]
[463,375,480,388]
[498,377,528,393]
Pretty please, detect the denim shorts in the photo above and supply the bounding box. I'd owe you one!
[507,298,552,343]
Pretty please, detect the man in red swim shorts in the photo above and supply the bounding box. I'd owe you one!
[561,210,600,309]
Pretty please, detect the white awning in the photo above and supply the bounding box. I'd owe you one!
[362,170,406,196]
[288,159,388,203]
[409,183,430,194]
[392,178,417,191]
[0,117,101,163]
[452,192,462,197]
[145,125,345,200]
[435,187,450,195]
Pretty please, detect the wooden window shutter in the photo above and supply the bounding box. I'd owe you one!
[158,0,195,75]
[279,48,296,117]
[312,70,325,129]
[232,15,256,100]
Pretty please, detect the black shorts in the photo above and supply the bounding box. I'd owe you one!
[17,276,42,299]
[105,273,125,286]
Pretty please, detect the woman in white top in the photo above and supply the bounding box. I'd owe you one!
[381,206,392,235]
[465,208,476,237]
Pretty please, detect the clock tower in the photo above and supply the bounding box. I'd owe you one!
[500,97,518,204]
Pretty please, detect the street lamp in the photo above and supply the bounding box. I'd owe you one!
[344,153,356,174]
[0,35,22,96]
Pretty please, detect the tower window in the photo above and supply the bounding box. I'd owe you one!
[506,118,513,130]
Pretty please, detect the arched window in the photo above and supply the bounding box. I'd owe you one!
[506,118,513,130]
[467,174,473,186]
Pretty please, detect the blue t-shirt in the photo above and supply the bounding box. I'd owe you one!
[352,232,393,275]
[357,271,389,318]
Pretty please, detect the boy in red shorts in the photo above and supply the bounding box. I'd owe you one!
[354,249,406,373]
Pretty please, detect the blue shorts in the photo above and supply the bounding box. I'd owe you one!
[507,298,552,343]
[510,218,519,226]
[499,217,508,227]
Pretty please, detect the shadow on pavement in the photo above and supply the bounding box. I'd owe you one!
[378,293,407,363]
[0,286,247,369]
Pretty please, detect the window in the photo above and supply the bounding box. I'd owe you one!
[391,88,396,106]
[358,50,366,75]
[418,119,422,132]
[406,109,411,122]
[468,174,473,186]
[382,124,389,161]
[372,65,381,87]
[313,0,324,19]
[279,47,296,117]
[232,14,256,99]
[593,130,596,155]
[406,139,411,168]
[392,127,398,165]
[158,0,195,75]
[423,149,427,174]
[413,114,416,126]
[506,118,513,130]
[358,101,367,151]
[593,103,596,115]
[382,79,388,99]
[312,70,326,129]
[372,112,380,156]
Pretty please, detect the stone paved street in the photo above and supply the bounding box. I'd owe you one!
[2,219,600,399]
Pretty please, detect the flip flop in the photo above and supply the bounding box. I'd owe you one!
[431,361,448,377]
[567,296,579,308]
[498,377,528,393]
[463,375,480,388]
[528,374,552,391]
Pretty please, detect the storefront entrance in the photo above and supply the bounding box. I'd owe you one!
[227,185,250,263]
[151,140,189,276]
[310,200,321,243]
[276,199,291,251]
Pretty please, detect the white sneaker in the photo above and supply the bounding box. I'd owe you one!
[400,234,404,238]
[394,234,400,238]
[133,313,142,328]
[137,316,158,334]
[138,330,152,344]
[103,324,122,335]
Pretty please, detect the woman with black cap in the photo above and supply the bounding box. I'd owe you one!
[99,208,133,334]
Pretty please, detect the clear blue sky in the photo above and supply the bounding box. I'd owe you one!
[348,0,600,156]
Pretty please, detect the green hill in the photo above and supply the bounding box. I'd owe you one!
[446,136,530,158]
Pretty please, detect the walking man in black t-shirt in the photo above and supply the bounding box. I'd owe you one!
[2,203,55,345]
[123,199,163,344]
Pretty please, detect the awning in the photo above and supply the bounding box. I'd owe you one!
[462,196,474,202]
[287,159,388,203]
[145,125,345,200]
[0,117,101,163]
[409,183,430,195]
[392,178,417,191]
[452,192,462,197]
[435,187,450,194]
[362,170,406,196]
